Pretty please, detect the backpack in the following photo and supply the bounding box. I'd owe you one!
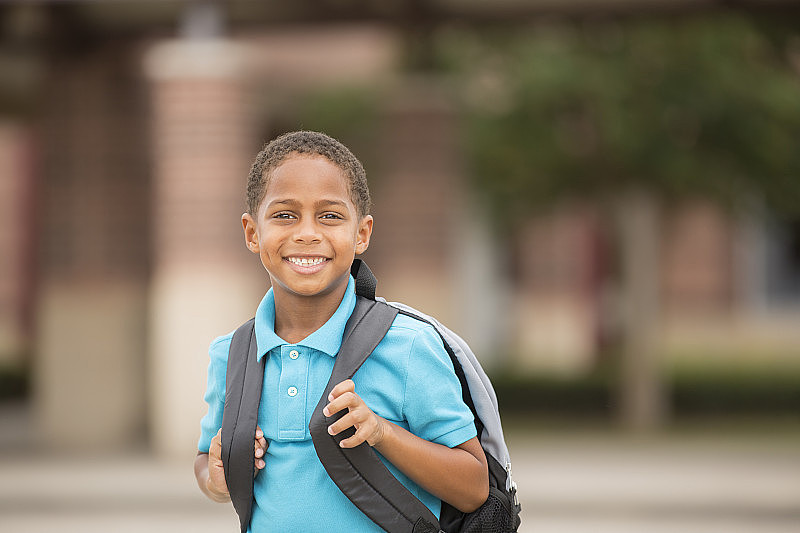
[221,259,521,533]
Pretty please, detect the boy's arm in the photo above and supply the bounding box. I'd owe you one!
[194,427,268,503]
[325,380,489,513]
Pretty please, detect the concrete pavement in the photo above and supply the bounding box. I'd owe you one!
[1,405,798,533]
[507,426,800,533]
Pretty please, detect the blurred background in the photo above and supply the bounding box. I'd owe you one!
[1,0,799,532]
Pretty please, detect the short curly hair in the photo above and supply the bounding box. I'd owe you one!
[246,131,371,217]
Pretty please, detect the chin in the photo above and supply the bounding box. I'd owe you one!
[279,277,329,296]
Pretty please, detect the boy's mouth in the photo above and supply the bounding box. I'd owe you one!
[285,256,329,268]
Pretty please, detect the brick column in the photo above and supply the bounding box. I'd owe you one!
[367,83,462,321]
[0,122,33,370]
[144,40,261,457]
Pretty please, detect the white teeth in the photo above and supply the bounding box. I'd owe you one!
[287,257,326,267]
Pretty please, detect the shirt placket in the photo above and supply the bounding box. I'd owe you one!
[277,345,310,440]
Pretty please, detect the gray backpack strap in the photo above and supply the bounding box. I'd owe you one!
[386,303,521,531]
[387,303,514,481]
[308,296,442,533]
[221,318,263,533]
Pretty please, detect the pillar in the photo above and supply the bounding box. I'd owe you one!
[0,122,33,371]
[144,39,262,458]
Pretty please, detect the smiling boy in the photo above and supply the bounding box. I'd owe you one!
[194,131,488,532]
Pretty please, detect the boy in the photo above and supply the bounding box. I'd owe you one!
[194,131,488,532]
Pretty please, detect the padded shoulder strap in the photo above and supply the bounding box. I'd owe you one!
[351,258,377,300]
[221,319,264,533]
[309,295,442,533]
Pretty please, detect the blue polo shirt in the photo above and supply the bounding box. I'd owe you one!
[198,276,476,532]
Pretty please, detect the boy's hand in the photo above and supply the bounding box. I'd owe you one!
[254,426,267,472]
[208,426,268,496]
[207,429,229,497]
[323,379,388,448]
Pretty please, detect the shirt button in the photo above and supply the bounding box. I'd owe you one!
[289,350,299,360]
[287,386,298,397]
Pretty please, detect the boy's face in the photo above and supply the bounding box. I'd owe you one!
[242,154,372,301]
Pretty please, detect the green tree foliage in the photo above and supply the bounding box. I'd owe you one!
[443,15,800,225]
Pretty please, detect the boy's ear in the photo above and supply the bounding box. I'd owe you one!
[355,215,373,255]
[242,213,259,254]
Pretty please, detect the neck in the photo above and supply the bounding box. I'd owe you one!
[272,281,348,344]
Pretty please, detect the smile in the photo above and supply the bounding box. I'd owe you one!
[285,256,328,267]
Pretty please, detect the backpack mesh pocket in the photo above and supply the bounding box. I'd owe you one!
[459,487,517,533]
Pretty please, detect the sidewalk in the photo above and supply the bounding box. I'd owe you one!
[508,427,800,533]
[2,404,798,533]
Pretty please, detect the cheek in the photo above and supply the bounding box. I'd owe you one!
[255,233,281,259]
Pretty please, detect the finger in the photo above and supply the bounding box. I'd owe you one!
[254,425,267,451]
[254,439,265,459]
[327,411,363,436]
[327,379,356,401]
[252,426,267,471]
[323,391,359,417]
[338,427,370,449]
[209,429,223,458]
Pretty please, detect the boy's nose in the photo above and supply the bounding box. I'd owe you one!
[293,219,322,244]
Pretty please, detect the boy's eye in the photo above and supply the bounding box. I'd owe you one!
[273,212,295,220]
[320,213,343,220]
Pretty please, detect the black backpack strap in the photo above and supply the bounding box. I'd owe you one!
[309,282,443,533]
[351,258,377,300]
[221,318,264,533]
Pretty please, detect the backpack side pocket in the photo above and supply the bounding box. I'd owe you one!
[459,486,517,533]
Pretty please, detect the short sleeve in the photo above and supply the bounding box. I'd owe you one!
[197,333,233,453]
[402,325,477,448]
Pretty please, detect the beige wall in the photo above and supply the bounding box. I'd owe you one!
[35,280,147,448]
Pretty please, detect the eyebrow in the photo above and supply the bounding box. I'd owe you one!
[267,198,349,209]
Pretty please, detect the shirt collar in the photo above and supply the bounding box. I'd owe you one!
[254,275,356,361]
